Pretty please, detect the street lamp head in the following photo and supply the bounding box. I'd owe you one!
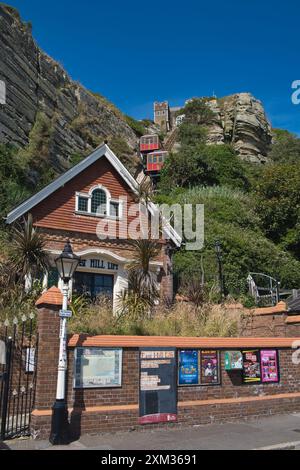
[55,240,81,283]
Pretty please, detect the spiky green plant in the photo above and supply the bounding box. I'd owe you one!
[9,213,50,281]
[126,239,160,307]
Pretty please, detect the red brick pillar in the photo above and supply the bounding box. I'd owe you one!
[31,287,63,439]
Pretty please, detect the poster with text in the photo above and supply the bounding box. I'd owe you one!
[178,350,199,385]
[242,350,261,384]
[139,348,177,424]
[260,350,279,383]
[200,350,220,385]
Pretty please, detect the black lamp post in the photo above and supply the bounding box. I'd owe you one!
[215,240,226,303]
[49,240,80,445]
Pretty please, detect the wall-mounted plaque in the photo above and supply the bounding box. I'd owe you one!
[139,348,177,424]
[74,347,122,388]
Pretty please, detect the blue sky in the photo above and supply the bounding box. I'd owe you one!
[6,0,300,134]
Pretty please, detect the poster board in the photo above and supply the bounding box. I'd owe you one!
[178,350,199,386]
[74,347,122,388]
[242,349,261,384]
[200,350,221,385]
[260,350,279,383]
[139,347,177,424]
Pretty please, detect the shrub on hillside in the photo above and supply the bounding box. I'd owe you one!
[159,144,249,191]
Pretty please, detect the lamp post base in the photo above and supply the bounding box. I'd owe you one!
[49,399,70,445]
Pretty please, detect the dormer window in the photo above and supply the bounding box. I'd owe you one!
[75,185,122,219]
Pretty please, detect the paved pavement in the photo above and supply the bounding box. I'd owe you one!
[3,413,300,450]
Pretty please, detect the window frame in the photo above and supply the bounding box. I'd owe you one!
[75,185,123,220]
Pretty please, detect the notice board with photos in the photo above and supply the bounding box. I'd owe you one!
[139,347,177,425]
[74,347,122,388]
[178,350,221,386]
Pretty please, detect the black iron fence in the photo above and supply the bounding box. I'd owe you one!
[0,314,38,441]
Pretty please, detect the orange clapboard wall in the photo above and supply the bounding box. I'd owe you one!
[30,156,137,236]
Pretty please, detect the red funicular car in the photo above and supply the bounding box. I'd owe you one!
[140,134,160,152]
[146,151,168,173]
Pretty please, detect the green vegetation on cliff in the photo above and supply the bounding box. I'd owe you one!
[157,105,300,299]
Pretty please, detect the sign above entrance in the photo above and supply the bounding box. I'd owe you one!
[79,259,119,271]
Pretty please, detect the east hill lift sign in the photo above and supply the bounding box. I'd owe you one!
[79,259,119,271]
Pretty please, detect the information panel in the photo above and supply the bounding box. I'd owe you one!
[74,347,122,388]
[260,350,279,383]
[200,350,220,385]
[178,350,199,385]
[242,349,261,384]
[139,348,177,425]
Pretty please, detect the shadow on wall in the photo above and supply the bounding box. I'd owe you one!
[226,370,243,386]
[69,388,85,441]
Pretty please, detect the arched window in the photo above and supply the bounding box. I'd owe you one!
[91,188,107,214]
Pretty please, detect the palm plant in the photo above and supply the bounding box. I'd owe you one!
[9,213,50,282]
[117,239,161,319]
[127,239,160,302]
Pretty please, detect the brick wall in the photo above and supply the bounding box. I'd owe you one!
[31,298,300,440]
[242,311,300,337]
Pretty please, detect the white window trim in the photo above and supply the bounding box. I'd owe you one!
[75,185,123,220]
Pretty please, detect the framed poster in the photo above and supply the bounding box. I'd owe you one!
[224,351,243,371]
[200,350,220,385]
[74,347,122,388]
[260,350,279,383]
[242,349,261,384]
[139,348,177,425]
[178,350,199,386]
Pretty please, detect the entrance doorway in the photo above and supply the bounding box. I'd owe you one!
[74,272,114,299]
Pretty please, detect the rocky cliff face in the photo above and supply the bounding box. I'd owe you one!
[206,93,272,163]
[0,5,137,174]
[0,5,273,175]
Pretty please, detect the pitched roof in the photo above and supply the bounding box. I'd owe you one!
[6,143,136,224]
[6,143,181,247]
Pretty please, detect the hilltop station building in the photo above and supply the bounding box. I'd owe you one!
[6,144,181,311]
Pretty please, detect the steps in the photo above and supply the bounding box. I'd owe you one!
[164,127,179,151]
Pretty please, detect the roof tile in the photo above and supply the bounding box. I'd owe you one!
[36,286,63,307]
[253,301,287,316]
[285,315,300,324]
[68,334,299,349]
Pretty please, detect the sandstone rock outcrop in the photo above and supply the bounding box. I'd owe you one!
[206,93,272,163]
